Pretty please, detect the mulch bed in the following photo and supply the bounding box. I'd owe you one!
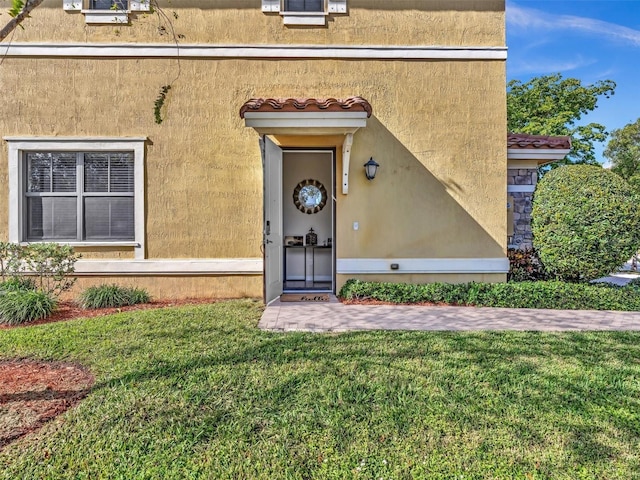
[0,298,221,330]
[0,360,95,450]
[0,298,220,451]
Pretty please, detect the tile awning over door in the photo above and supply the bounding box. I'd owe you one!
[240,97,372,135]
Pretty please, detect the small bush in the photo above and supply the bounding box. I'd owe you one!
[78,284,151,309]
[0,242,23,281]
[0,242,80,296]
[508,248,546,282]
[21,243,80,296]
[0,290,57,325]
[338,279,640,311]
[0,277,36,293]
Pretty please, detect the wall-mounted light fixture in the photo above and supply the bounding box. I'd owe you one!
[364,157,379,180]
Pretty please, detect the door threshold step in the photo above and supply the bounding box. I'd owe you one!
[280,293,333,302]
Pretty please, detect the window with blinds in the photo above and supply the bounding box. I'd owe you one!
[262,0,346,23]
[88,0,127,9]
[25,152,135,242]
[284,0,323,12]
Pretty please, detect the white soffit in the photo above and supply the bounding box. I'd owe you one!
[243,111,368,136]
[507,148,571,165]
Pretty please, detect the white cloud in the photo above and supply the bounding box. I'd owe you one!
[508,56,596,76]
[507,1,640,47]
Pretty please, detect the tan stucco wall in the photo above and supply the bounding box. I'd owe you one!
[0,57,506,258]
[0,2,506,299]
[4,0,505,46]
[63,275,263,300]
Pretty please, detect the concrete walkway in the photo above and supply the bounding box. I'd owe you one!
[259,297,640,333]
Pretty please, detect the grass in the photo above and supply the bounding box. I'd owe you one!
[1,299,640,478]
[78,284,151,309]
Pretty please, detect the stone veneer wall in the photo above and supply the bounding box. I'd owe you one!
[508,168,537,249]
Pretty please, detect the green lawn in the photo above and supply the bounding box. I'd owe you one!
[1,299,640,479]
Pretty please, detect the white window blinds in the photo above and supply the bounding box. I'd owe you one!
[283,0,323,12]
[25,152,135,242]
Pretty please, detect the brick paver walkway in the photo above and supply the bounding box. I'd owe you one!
[260,297,640,332]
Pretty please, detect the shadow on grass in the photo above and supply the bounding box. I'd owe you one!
[87,314,640,471]
[4,302,639,475]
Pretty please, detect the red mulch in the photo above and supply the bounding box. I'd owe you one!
[0,298,220,451]
[0,360,95,450]
[0,298,221,330]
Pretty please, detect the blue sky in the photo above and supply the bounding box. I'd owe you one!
[506,0,640,165]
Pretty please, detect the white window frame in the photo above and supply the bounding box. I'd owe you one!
[4,137,146,260]
[262,0,347,26]
[63,0,150,25]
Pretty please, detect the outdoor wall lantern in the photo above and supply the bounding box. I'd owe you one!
[364,157,379,180]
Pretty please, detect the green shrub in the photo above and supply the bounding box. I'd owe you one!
[0,242,80,296]
[623,277,640,291]
[0,242,23,281]
[21,243,80,296]
[0,277,36,293]
[508,247,547,282]
[0,289,57,325]
[338,279,640,311]
[78,284,151,309]
[532,165,640,282]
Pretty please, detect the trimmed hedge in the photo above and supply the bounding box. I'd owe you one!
[338,279,640,311]
[532,165,640,282]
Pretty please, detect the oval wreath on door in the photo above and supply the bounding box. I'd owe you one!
[293,179,327,214]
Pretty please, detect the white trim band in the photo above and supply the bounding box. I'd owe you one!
[337,258,509,274]
[0,43,508,60]
[507,185,536,193]
[281,13,327,26]
[74,258,263,275]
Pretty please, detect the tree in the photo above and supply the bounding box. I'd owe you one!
[532,165,640,282]
[508,74,616,166]
[604,118,640,189]
[0,0,45,42]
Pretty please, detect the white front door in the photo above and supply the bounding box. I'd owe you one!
[263,136,283,303]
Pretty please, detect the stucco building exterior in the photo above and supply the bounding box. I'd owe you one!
[2,0,519,302]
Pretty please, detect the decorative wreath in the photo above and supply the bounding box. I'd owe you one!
[293,179,327,215]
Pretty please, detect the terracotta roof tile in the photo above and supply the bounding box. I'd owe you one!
[507,133,571,150]
[240,96,372,118]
